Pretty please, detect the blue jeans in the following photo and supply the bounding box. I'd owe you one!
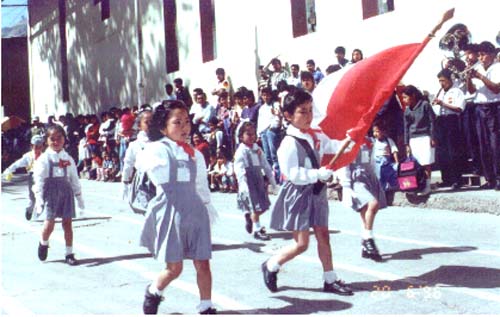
[260,128,281,183]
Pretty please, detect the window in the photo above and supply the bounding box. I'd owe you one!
[58,0,69,102]
[93,0,110,21]
[291,0,316,38]
[362,0,394,20]
[163,0,179,73]
[199,0,216,62]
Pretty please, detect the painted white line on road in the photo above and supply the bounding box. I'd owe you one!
[1,214,257,314]
[0,289,35,316]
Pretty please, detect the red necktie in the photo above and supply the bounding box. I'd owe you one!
[300,128,320,150]
[176,141,195,158]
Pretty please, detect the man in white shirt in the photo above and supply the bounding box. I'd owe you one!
[465,41,500,190]
[432,68,466,189]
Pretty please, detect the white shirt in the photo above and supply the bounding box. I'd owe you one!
[473,62,500,104]
[433,86,466,116]
[4,150,37,174]
[121,131,149,183]
[32,148,82,202]
[233,143,275,192]
[256,103,280,135]
[372,137,398,157]
[278,125,342,185]
[135,136,212,206]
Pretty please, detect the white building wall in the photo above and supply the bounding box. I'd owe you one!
[28,0,500,119]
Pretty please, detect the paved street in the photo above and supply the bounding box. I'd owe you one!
[1,174,500,315]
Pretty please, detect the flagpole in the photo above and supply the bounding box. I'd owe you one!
[326,8,455,169]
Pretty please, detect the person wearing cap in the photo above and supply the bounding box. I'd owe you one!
[2,135,45,220]
[465,41,500,190]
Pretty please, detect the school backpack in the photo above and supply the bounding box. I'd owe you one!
[128,168,156,215]
[397,156,426,192]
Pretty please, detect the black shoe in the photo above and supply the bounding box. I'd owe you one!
[361,239,382,262]
[323,280,354,296]
[25,207,33,221]
[244,213,252,234]
[200,307,217,314]
[143,284,164,315]
[65,253,78,266]
[38,243,48,261]
[261,261,278,292]
[254,228,271,241]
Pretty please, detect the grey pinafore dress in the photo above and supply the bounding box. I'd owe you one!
[140,143,212,263]
[237,147,271,213]
[270,136,329,231]
[37,160,76,220]
[347,143,387,211]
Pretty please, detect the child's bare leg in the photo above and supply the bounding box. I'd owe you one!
[61,218,73,247]
[41,219,55,241]
[313,226,333,272]
[155,262,183,290]
[193,260,212,300]
[271,230,310,266]
[360,200,379,230]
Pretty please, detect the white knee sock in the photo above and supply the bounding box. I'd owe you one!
[323,270,338,284]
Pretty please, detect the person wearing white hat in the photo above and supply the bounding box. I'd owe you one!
[2,135,45,220]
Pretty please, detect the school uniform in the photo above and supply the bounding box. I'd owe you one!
[434,86,466,185]
[32,148,82,220]
[371,137,399,191]
[338,142,387,212]
[270,125,341,231]
[471,62,500,186]
[136,137,213,263]
[121,131,149,183]
[404,99,436,165]
[234,143,275,213]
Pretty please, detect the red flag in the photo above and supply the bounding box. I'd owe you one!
[317,37,431,170]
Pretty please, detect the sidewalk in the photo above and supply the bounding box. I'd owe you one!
[327,171,500,216]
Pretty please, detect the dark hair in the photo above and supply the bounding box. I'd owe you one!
[215,68,225,75]
[243,90,255,103]
[478,41,496,54]
[402,85,423,101]
[306,59,315,66]
[351,48,363,62]
[282,88,312,115]
[437,68,453,81]
[291,63,300,69]
[335,46,346,54]
[233,91,243,100]
[271,58,281,65]
[45,124,67,141]
[300,71,314,82]
[326,64,342,74]
[261,87,272,95]
[218,91,229,100]
[148,100,189,141]
[173,78,183,85]
[238,121,256,142]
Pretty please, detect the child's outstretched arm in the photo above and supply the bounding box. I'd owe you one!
[327,137,353,168]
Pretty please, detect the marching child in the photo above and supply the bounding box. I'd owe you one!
[2,135,45,220]
[371,122,399,205]
[32,125,85,265]
[262,88,353,295]
[338,136,388,262]
[136,100,217,315]
[234,121,277,241]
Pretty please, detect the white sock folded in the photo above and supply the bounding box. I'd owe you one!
[323,270,339,284]
[65,246,73,255]
[362,229,374,239]
[149,283,164,296]
[40,239,49,246]
[197,299,214,312]
[266,257,281,272]
[254,221,262,230]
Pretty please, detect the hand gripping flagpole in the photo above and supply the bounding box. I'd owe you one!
[326,8,455,170]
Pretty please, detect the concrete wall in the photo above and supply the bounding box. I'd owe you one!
[28,0,500,120]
